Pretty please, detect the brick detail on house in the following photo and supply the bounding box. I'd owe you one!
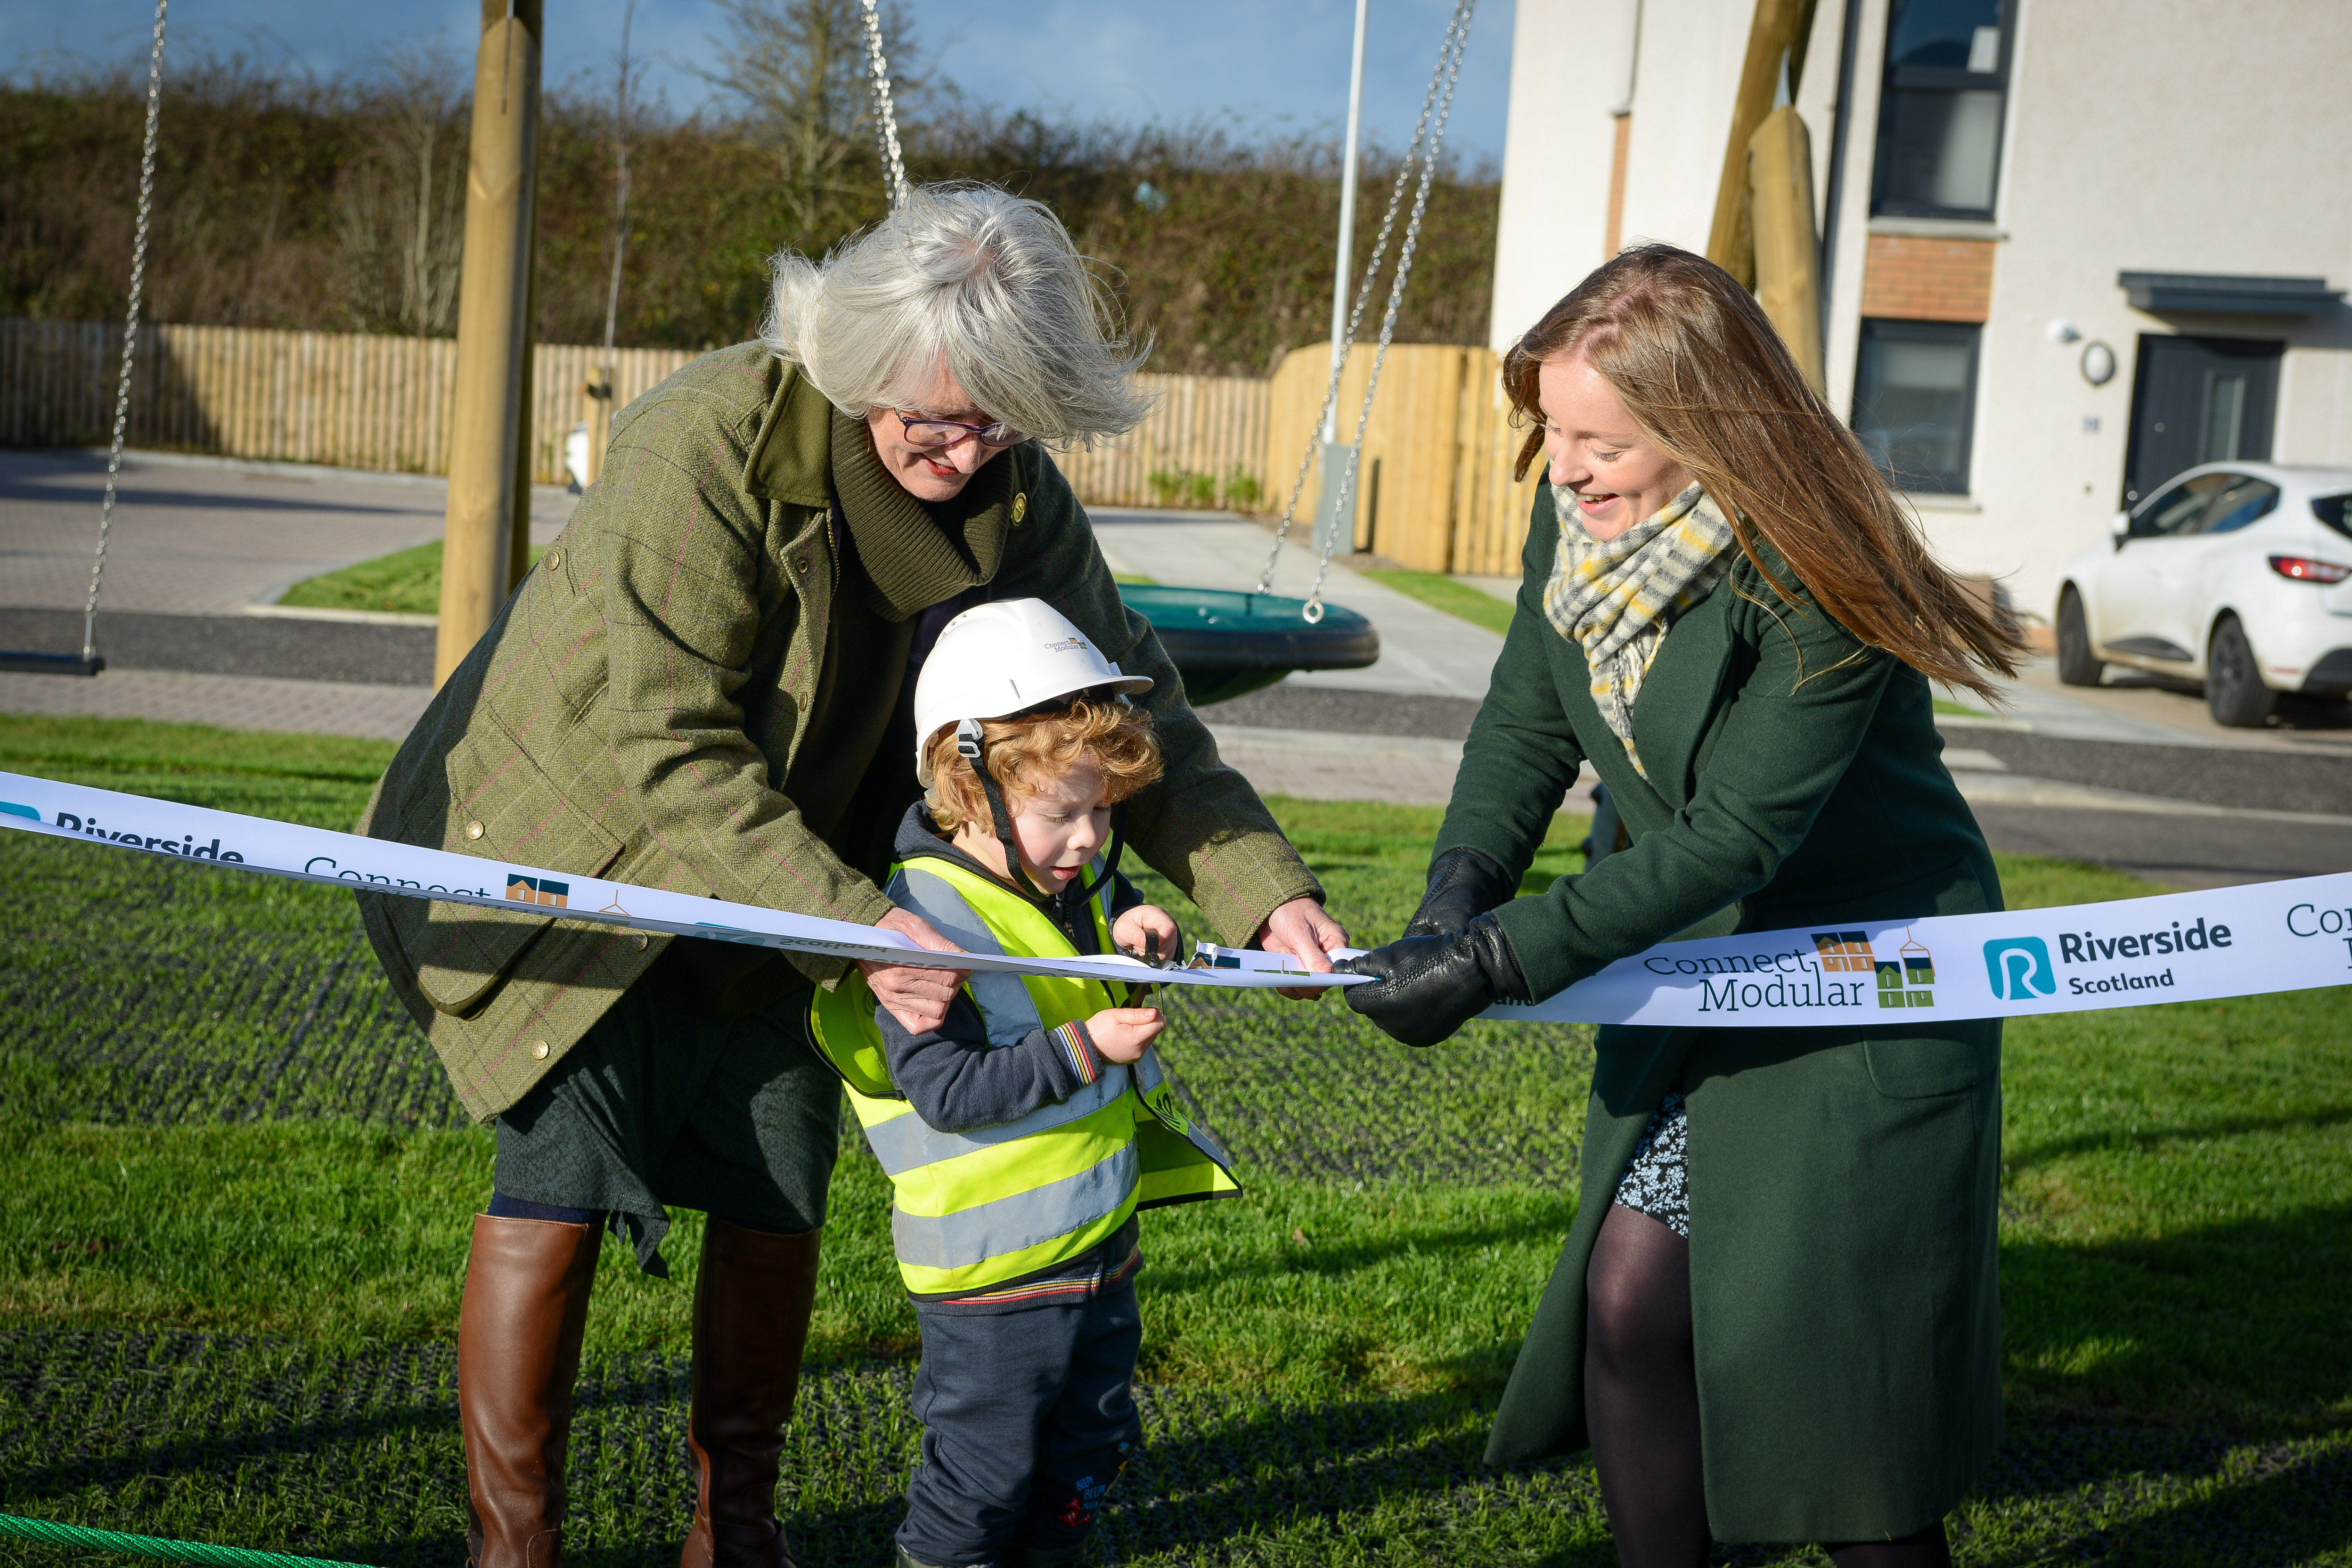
[1859,234,1997,322]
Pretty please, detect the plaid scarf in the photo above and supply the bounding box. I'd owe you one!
[1542,482,1738,778]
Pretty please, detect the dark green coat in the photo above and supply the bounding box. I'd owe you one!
[1444,488,2002,1542]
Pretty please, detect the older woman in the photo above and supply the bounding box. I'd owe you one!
[357,184,1346,1568]
[1341,246,2024,1566]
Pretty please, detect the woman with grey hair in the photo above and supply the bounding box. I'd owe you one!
[356,181,1348,1568]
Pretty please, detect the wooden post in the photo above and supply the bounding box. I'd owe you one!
[1705,0,1818,288]
[1748,105,1824,391]
[436,0,543,687]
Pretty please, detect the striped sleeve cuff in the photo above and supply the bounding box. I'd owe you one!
[1053,1021,1102,1085]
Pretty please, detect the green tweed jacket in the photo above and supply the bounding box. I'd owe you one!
[1446,486,2004,1542]
[356,344,1321,1123]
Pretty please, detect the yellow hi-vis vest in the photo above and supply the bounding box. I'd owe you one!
[808,853,1240,1296]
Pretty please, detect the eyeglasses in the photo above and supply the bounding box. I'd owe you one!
[894,411,1027,449]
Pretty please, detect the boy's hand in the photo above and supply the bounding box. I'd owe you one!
[1112,904,1182,964]
[1086,1006,1165,1064]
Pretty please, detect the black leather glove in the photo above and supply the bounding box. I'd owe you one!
[1403,845,1520,939]
[1338,914,1531,1047]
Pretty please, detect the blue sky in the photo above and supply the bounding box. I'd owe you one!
[6,0,1516,163]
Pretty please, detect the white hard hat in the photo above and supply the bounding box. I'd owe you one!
[913,598,1152,784]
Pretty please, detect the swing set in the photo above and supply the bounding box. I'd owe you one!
[5,0,1490,705]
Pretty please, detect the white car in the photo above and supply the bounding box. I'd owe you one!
[2054,460,2352,726]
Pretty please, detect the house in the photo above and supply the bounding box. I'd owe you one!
[1487,0,2352,617]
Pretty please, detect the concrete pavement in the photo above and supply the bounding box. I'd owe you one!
[0,448,572,616]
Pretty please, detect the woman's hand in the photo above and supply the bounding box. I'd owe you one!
[1255,897,1351,1000]
[1112,904,1182,964]
[1405,846,1520,938]
[858,907,969,1034]
[1086,1006,1165,1064]
[1339,915,1531,1047]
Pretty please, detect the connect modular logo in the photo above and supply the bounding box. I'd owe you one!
[1983,937,2057,1000]
[507,873,570,907]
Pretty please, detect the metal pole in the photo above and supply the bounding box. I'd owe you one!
[436,0,544,688]
[1323,0,1370,447]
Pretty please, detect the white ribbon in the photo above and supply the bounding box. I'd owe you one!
[1211,868,2352,1027]
[0,771,1355,994]
[8,770,2348,1025]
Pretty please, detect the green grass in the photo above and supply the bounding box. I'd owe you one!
[1356,568,1518,637]
[2,713,2350,1564]
[278,541,547,617]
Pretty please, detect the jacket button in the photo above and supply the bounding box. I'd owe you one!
[631,933,648,951]
[465,821,484,840]
[532,1041,550,1060]
[544,549,562,573]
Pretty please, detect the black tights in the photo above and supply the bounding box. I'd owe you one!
[1582,1202,1952,1568]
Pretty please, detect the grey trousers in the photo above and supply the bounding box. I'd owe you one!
[897,1277,1145,1565]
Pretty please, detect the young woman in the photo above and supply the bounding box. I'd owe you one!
[1341,244,2025,1566]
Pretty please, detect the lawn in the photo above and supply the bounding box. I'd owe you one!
[1357,567,1518,637]
[278,542,548,617]
[0,714,2346,1566]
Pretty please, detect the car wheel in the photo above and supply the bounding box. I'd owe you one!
[2205,614,2277,727]
[2055,588,2102,686]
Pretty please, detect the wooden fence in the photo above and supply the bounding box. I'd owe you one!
[0,318,1531,568]
[1265,342,1536,577]
[0,318,1274,506]
[0,318,697,484]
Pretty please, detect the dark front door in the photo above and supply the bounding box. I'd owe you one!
[2122,334,2283,506]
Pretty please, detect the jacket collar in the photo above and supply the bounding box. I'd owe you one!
[743,360,834,509]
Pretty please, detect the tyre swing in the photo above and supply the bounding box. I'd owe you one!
[855,0,1479,706]
[0,0,171,678]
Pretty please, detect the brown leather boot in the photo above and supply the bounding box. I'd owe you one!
[678,1217,823,1568]
[459,1213,603,1568]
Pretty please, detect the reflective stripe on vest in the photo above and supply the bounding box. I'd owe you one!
[892,1140,1140,1270]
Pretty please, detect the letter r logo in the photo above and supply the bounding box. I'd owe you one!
[1983,937,2056,1000]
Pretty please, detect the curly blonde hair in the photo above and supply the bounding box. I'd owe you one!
[923,698,1162,833]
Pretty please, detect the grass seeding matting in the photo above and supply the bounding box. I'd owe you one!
[0,715,2348,1564]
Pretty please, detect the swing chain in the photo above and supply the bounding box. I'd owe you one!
[858,0,908,208]
[1257,0,1478,622]
[83,0,169,665]
[1307,1,1474,620]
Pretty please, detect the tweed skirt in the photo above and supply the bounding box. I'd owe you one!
[490,960,843,1274]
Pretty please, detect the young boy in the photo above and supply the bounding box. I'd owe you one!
[809,599,1239,1568]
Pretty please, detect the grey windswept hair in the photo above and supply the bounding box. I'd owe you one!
[761,182,1153,448]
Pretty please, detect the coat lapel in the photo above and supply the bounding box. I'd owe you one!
[1629,590,1735,807]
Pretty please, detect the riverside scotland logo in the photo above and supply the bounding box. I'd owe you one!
[1983,936,2057,1000]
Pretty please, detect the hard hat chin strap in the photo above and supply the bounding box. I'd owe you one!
[956,717,1128,908]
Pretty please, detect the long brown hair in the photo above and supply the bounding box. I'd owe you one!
[1503,244,2024,700]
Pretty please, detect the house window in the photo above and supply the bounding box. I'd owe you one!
[1871,0,2012,219]
[1853,319,1981,494]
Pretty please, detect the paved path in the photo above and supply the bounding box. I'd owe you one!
[0,449,573,615]
[0,668,431,740]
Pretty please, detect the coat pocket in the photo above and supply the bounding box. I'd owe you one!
[1863,1022,2000,1099]
[398,725,626,1017]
